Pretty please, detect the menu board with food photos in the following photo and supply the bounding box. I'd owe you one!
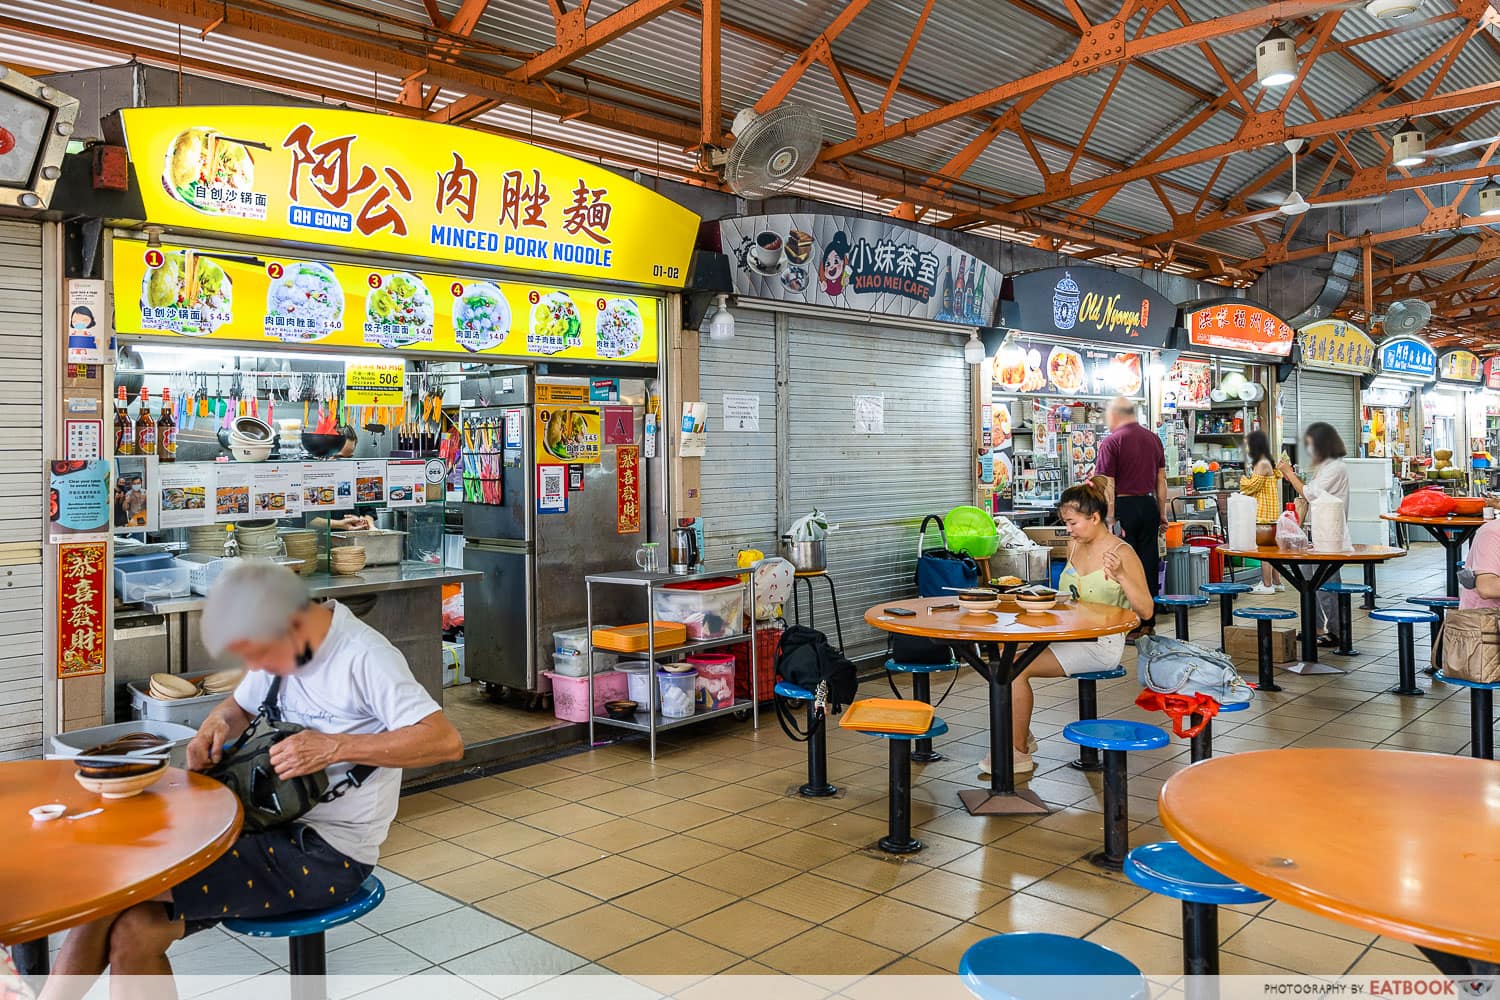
[992,336,1144,399]
[1163,359,1214,410]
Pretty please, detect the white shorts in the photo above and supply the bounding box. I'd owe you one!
[1051,632,1127,676]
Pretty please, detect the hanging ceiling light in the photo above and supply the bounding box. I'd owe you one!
[1256,26,1298,88]
[1479,178,1500,217]
[964,331,985,365]
[707,294,736,342]
[1392,120,1426,167]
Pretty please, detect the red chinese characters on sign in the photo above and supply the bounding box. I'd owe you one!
[500,169,550,230]
[435,152,478,224]
[563,180,613,244]
[58,542,106,678]
[1185,305,1295,358]
[283,124,412,237]
[616,445,640,535]
[1485,358,1500,390]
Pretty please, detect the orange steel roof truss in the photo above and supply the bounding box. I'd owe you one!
[29,0,1500,337]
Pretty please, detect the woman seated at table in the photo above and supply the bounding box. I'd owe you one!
[1278,422,1351,647]
[43,562,464,992]
[992,482,1155,778]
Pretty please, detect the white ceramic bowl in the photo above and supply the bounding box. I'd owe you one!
[231,440,273,463]
[75,763,167,799]
[1015,596,1057,613]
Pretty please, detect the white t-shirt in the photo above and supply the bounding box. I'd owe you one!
[233,601,440,864]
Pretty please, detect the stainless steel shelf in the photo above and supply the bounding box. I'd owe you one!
[592,698,754,733]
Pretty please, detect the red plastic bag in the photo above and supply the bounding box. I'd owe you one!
[1398,487,1456,518]
[1135,689,1219,738]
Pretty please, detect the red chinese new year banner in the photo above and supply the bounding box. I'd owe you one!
[58,542,107,678]
[616,445,641,535]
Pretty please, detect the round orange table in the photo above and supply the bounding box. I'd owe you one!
[1160,748,1500,970]
[1215,544,1404,681]
[1,762,241,974]
[865,596,1138,816]
[1380,512,1485,598]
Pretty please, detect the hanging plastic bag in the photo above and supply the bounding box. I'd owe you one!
[1307,493,1350,552]
[1398,486,1456,518]
[1275,509,1309,551]
[1226,493,1257,550]
[1135,689,1219,738]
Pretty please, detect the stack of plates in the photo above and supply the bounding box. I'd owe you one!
[237,520,281,558]
[187,524,228,557]
[149,672,201,700]
[201,669,244,695]
[330,545,366,576]
[279,530,318,576]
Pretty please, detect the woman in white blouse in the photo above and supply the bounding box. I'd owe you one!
[1278,422,1350,647]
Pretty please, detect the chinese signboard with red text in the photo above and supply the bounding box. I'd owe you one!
[58,542,106,678]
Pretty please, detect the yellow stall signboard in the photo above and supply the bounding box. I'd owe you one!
[119,106,699,288]
[344,359,405,407]
[114,238,660,364]
[1297,320,1375,375]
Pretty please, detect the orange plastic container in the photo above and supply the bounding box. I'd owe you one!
[1164,522,1185,548]
[591,621,688,653]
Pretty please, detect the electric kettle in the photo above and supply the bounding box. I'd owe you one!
[668,526,700,574]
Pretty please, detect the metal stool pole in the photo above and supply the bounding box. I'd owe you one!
[1391,622,1425,697]
[1334,592,1357,657]
[1362,563,1378,610]
[1256,619,1281,692]
[1098,749,1129,871]
[801,703,837,797]
[909,671,941,763]
[880,736,920,854]
[1189,714,1213,763]
[1473,688,1494,760]
[1071,678,1102,772]
[1216,595,1235,652]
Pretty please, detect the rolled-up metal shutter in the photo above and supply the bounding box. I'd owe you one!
[0,221,46,760]
[786,316,973,663]
[699,311,778,559]
[1286,370,1360,457]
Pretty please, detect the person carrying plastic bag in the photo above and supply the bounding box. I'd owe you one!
[1278,422,1350,648]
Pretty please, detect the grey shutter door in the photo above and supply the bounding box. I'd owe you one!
[0,221,45,761]
[699,311,778,559]
[786,317,973,663]
[1287,370,1359,458]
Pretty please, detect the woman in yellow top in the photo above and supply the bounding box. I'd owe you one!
[1238,429,1282,595]
[989,482,1155,779]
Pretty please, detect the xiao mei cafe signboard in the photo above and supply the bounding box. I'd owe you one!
[117,107,699,288]
[999,267,1175,348]
[715,214,1002,325]
[113,237,661,363]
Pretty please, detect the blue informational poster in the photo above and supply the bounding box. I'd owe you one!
[50,459,112,541]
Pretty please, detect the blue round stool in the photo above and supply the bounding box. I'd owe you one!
[1318,581,1371,657]
[1156,594,1209,642]
[1370,607,1439,697]
[775,681,837,797]
[1063,720,1169,870]
[1232,607,1297,692]
[1124,842,1268,984]
[1201,582,1252,652]
[1188,698,1249,763]
[1435,671,1500,760]
[224,875,384,981]
[1409,596,1460,674]
[885,657,961,762]
[959,932,1148,1000]
[1068,667,1127,773]
[863,716,949,854]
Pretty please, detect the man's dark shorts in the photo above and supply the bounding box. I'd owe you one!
[169,825,372,934]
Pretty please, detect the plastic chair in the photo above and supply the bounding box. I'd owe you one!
[1409,596,1459,673]
[224,875,384,995]
[1155,594,1209,642]
[1232,607,1297,692]
[1319,581,1372,657]
[862,716,948,855]
[885,657,961,762]
[1435,671,1500,760]
[959,932,1148,1000]
[1370,608,1439,697]
[1188,699,1249,763]
[1200,582,1251,652]
[1063,720,1169,870]
[775,681,836,797]
[1068,667,1127,773]
[1124,842,1267,992]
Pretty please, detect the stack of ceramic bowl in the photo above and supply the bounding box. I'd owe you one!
[74,733,169,799]
[279,530,318,576]
[236,520,282,559]
[200,669,244,695]
[149,672,201,700]
[229,416,274,463]
[187,524,228,557]
[330,545,366,576]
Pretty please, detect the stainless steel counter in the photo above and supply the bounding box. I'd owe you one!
[140,564,482,615]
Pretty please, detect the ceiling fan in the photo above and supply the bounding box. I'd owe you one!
[1241,139,1386,219]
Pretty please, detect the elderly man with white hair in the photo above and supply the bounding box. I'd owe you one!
[44,561,463,987]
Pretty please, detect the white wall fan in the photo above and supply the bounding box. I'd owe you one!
[1376,298,1433,337]
[702,102,823,199]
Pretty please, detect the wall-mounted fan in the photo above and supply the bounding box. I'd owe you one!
[1242,139,1386,219]
[1378,299,1433,337]
[702,102,823,199]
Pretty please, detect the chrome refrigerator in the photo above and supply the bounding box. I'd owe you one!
[460,371,661,694]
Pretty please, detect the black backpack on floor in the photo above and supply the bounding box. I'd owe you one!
[775,625,858,708]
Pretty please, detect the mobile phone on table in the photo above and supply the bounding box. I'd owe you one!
[884,607,917,617]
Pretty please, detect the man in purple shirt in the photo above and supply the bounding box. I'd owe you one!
[1094,396,1167,636]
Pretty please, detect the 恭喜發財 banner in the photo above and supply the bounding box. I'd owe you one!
[119,107,699,288]
[715,214,1002,326]
[113,236,660,364]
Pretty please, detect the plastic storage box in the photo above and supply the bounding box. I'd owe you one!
[652,578,745,640]
[114,553,192,604]
[128,678,226,728]
[688,653,735,711]
[547,669,627,723]
[656,668,697,718]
